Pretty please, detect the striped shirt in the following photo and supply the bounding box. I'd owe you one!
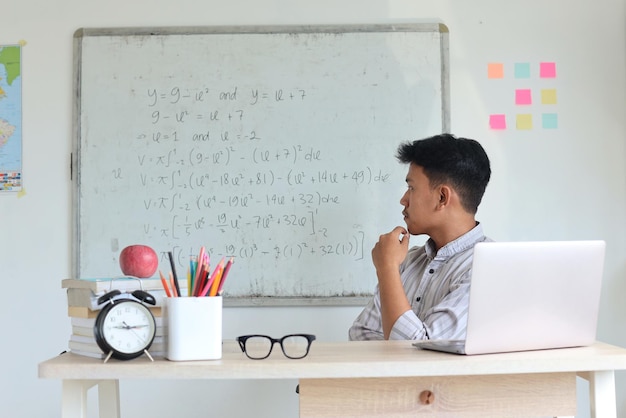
[349,224,491,341]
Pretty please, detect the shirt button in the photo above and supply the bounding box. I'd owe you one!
[416,297,421,302]
[429,269,434,274]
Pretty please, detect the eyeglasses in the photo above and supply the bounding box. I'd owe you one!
[236,334,316,360]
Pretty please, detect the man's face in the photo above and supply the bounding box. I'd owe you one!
[400,163,439,236]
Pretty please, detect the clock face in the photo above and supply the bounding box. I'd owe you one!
[95,300,156,360]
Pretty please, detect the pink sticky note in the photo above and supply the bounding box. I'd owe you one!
[540,62,556,78]
[489,114,506,130]
[515,89,532,105]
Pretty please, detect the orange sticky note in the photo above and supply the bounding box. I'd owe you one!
[488,63,504,79]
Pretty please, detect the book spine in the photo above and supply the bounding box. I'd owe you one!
[70,315,164,327]
[67,288,171,309]
[67,306,163,318]
[62,278,187,293]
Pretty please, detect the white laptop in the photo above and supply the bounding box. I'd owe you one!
[412,240,606,355]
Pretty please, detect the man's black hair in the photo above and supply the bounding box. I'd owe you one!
[396,133,491,214]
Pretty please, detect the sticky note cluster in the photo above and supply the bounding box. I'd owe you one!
[488,62,558,131]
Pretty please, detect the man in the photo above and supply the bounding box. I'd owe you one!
[349,133,491,341]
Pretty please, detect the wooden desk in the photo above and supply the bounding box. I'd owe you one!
[39,341,626,418]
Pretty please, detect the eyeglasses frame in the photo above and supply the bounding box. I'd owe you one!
[236,333,316,360]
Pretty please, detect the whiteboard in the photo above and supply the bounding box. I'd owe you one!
[72,24,450,305]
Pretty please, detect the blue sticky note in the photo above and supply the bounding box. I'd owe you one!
[542,113,558,129]
[514,63,531,79]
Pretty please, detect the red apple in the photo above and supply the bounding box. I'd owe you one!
[119,245,158,278]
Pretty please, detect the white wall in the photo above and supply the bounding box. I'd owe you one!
[1,1,625,417]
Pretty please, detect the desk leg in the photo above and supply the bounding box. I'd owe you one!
[580,370,617,418]
[98,380,120,418]
[62,380,90,418]
[61,380,120,418]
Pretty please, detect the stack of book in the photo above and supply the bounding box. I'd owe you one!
[63,277,178,359]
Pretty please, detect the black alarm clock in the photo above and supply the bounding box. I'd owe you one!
[94,289,157,363]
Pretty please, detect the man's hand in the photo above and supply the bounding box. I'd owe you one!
[372,226,411,339]
[372,226,410,275]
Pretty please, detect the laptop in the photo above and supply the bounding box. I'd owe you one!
[412,240,605,355]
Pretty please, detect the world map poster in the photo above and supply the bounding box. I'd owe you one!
[0,45,22,192]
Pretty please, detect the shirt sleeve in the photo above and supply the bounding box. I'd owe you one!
[348,292,384,340]
[349,267,471,341]
[390,275,471,340]
[388,310,428,340]
[348,293,429,341]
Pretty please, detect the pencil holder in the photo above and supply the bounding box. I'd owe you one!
[165,296,222,361]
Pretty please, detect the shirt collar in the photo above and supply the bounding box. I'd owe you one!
[424,223,485,260]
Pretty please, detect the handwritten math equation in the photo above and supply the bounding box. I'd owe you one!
[111,83,399,268]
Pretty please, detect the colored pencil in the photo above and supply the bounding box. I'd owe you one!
[159,270,172,297]
[217,256,234,295]
[167,251,181,297]
[169,272,179,297]
[208,257,225,297]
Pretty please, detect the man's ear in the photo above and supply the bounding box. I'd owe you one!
[438,185,452,208]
